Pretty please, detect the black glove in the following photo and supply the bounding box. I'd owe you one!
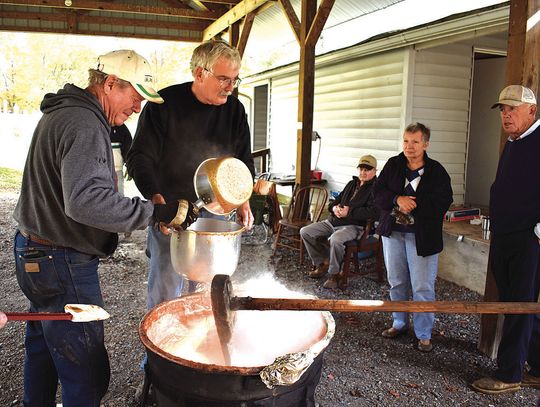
[153,199,199,230]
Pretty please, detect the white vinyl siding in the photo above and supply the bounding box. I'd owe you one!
[252,84,269,151]
[411,43,474,205]
[268,49,406,194]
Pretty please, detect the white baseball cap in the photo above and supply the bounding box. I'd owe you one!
[97,50,164,104]
[491,85,536,109]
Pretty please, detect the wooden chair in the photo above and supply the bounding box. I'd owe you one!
[272,185,328,263]
[244,178,281,245]
[339,220,385,289]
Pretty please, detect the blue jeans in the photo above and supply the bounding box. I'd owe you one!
[382,232,439,340]
[14,231,109,407]
[146,210,224,310]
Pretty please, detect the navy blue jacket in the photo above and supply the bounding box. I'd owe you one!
[374,152,453,256]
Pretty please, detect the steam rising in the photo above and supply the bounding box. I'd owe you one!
[148,274,328,367]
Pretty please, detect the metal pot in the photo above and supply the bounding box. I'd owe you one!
[170,218,244,283]
[193,157,253,215]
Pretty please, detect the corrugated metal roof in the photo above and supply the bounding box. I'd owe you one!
[242,0,507,72]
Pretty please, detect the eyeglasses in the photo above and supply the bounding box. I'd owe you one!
[203,68,242,88]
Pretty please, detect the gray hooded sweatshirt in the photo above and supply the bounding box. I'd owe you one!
[13,84,154,256]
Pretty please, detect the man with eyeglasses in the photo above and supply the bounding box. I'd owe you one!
[127,40,255,313]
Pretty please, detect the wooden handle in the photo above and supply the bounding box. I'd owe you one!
[230,298,540,314]
[5,312,73,321]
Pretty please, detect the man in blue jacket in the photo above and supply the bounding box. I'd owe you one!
[472,85,540,394]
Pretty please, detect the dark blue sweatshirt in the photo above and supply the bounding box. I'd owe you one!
[490,122,540,234]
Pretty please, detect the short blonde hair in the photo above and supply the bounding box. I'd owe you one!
[190,40,241,73]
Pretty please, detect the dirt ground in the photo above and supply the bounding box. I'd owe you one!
[0,191,538,406]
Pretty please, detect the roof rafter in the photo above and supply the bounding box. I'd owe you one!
[202,0,274,41]
[0,0,220,19]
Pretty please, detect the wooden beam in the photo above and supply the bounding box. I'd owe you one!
[202,0,241,4]
[0,0,220,19]
[202,0,271,41]
[305,0,334,49]
[181,0,209,11]
[0,10,209,31]
[66,9,77,33]
[278,0,300,44]
[237,12,255,57]
[229,19,240,47]
[479,0,540,358]
[295,0,316,188]
[522,1,540,91]
[0,24,201,41]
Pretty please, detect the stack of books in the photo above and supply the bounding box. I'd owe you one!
[444,207,481,222]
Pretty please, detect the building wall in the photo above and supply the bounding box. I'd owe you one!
[243,31,507,204]
[410,42,474,206]
[267,49,406,195]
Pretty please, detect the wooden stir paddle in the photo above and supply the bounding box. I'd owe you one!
[210,274,540,360]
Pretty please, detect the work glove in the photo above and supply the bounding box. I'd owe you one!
[153,199,199,230]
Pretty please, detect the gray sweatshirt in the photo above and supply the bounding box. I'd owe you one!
[13,84,154,256]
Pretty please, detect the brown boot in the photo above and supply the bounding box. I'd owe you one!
[471,377,521,394]
[322,274,339,289]
[309,260,329,278]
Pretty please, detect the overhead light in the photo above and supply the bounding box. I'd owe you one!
[65,0,72,6]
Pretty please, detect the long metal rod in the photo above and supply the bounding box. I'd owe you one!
[230,298,540,314]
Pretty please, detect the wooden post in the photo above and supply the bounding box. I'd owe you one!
[295,0,316,189]
[479,0,540,358]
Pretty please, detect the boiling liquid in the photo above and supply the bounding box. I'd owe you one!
[149,308,326,367]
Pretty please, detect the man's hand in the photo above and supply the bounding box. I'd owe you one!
[153,199,199,233]
[236,201,254,230]
[151,194,170,234]
[396,196,417,214]
[333,205,349,218]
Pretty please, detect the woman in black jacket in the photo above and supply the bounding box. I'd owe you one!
[374,123,453,352]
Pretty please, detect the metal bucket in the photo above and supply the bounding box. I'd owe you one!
[170,218,244,283]
[139,293,333,406]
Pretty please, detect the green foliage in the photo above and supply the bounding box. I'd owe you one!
[0,167,23,192]
[0,33,196,113]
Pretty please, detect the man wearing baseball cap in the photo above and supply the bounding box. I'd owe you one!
[12,50,192,406]
[472,85,540,394]
[300,155,379,289]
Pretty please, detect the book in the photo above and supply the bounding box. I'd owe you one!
[445,207,481,221]
[446,215,480,222]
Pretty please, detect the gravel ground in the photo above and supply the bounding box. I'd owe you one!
[0,191,538,406]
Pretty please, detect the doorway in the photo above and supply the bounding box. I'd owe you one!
[464,53,505,208]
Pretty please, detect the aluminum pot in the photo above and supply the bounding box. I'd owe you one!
[170,218,244,283]
[193,157,253,215]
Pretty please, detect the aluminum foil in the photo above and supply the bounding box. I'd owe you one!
[259,311,335,389]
